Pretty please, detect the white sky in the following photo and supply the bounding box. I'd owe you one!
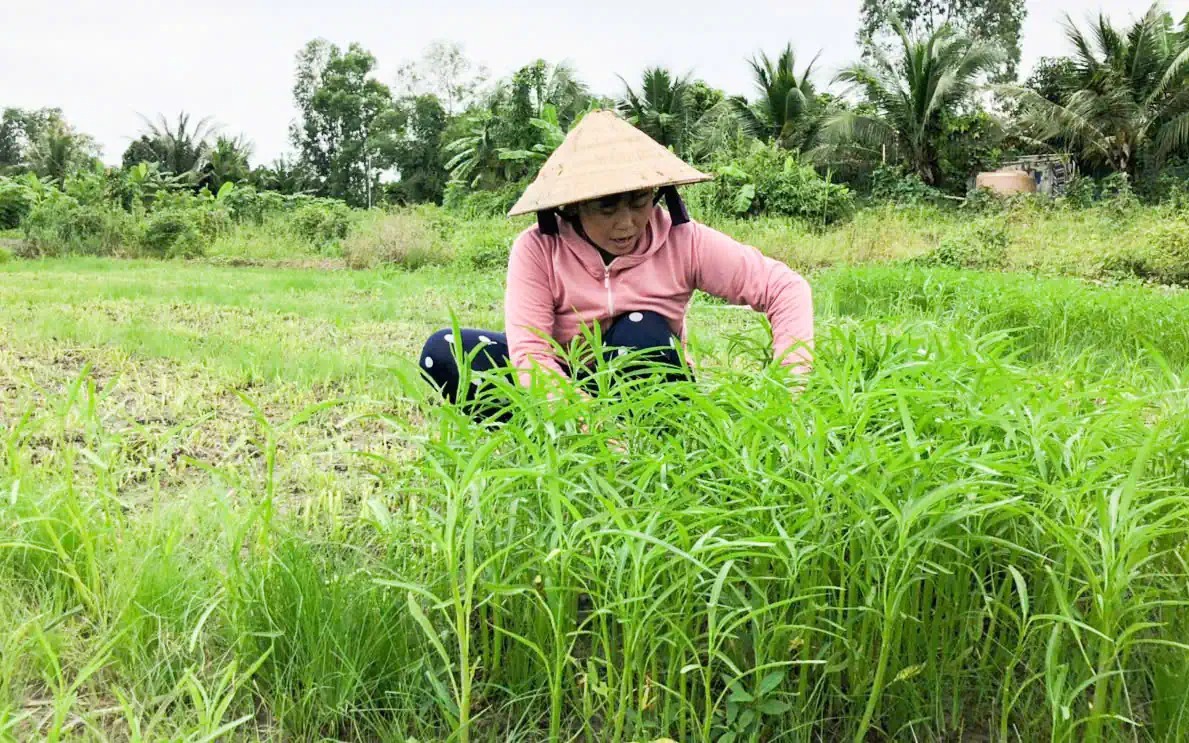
[0,0,1176,164]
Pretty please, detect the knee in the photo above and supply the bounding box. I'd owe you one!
[420,329,458,377]
[609,310,675,348]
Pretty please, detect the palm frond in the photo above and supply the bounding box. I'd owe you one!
[1153,109,1189,161]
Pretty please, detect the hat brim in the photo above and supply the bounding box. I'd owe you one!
[507,172,712,217]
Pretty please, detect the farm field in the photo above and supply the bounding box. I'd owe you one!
[5,0,1189,738]
[1,242,1187,741]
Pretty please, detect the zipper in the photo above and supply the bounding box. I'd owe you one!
[603,265,614,316]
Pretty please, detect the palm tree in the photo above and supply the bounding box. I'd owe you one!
[687,100,756,163]
[618,67,693,154]
[1007,4,1189,178]
[730,45,823,150]
[496,103,567,168]
[30,124,80,183]
[202,135,253,191]
[133,112,219,176]
[820,25,1002,185]
[506,60,590,130]
[249,156,315,195]
[447,61,592,188]
[29,120,97,184]
[444,110,504,187]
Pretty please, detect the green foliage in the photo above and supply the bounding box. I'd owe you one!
[938,109,1004,189]
[453,217,520,270]
[2,255,1189,739]
[493,103,566,172]
[0,176,35,228]
[140,209,206,258]
[618,67,694,155]
[915,218,1009,269]
[1057,172,1143,214]
[1101,215,1189,285]
[692,144,853,224]
[292,200,353,246]
[1008,5,1189,178]
[220,185,288,224]
[27,118,100,183]
[290,39,400,206]
[1,107,98,178]
[859,0,1027,81]
[729,44,824,150]
[0,244,10,263]
[386,94,451,204]
[201,135,253,192]
[6,164,352,260]
[869,165,941,205]
[822,25,1004,187]
[22,194,136,257]
[249,156,317,196]
[123,112,218,179]
[442,181,525,218]
[444,60,591,189]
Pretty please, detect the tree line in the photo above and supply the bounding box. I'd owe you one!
[2,1,1187,210]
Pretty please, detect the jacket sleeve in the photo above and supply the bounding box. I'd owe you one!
[505,233,569,387]
[690,222,814,373]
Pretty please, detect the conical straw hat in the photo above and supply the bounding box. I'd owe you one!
[507,110,712,217]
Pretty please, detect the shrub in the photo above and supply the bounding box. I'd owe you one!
[870,166,941,206]
[22,196,136,257]
[1100,216,1189,285]
[455,223,515,270]
[140,209,206,259]
[915,219,1009,270]
[0,177,35,229]
[222,185,289,224]
[293,200,353,246]
[342,211,452,270]
[1060,173,1140,215]
[692,144,854,224]
[1099,172,1139,216]
[1060,175,1098,208]
[442,182,525,218]
[0,244,11,263]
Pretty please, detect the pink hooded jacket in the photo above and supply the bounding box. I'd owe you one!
[504,207,813,384]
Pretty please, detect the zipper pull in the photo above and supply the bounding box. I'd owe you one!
[603,266,614,315]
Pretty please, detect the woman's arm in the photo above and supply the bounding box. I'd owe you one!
[505,235,569,387]
[690,222,814,375]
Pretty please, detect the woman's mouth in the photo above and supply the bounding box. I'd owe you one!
[610,236,635,250]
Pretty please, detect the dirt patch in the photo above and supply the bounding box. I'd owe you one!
[203,256,347,271]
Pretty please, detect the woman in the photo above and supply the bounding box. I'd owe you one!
[420,110,813,412]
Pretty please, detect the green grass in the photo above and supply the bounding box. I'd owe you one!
[0,251,1187,740]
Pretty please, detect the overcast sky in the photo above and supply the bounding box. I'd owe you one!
[1,0,1174,164]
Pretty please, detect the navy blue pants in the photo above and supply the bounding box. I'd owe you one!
[419,310,685,411]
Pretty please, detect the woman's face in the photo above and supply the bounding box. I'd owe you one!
[575,189,654,255]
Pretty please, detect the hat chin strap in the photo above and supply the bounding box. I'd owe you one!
[657,185,690,226]
[537,185,690,236]
[536,209,560,236]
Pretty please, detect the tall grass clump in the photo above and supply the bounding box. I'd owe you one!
[342,210,453,270]
[355,318,1188,741]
